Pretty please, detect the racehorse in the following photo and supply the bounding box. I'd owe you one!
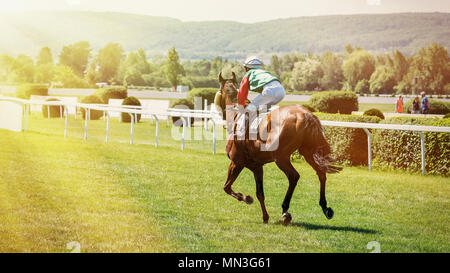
[216,72,342,225]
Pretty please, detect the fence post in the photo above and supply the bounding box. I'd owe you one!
[181,116,186,151]
[64,106,68,138]
[419,132,425,175]
[152,114,159,148]
[204,99,208,131]
[363,128,372,171]
[105,111,110,143]
[84,107,89,141]
[129,113,134,144]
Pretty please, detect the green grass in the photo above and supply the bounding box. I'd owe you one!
[0,115,448,252]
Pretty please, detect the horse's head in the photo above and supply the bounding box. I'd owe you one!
[216,72,238,119]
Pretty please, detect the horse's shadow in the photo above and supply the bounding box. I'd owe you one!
[274,221,378,234]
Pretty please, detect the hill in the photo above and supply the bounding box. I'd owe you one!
[0,11,449,59]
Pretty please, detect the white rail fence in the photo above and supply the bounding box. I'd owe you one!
[1,96,449,175]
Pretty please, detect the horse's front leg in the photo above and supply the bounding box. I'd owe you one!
[224,161,253,204]
[251,165,269,223]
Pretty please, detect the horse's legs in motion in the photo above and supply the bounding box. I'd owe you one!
[251,165,269,223]
[303,151,334,219]
[224,161,253,204]
[275,157,300,225]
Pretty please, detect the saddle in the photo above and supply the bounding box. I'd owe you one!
[233,106,277,142]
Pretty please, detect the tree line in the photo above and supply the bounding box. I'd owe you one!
[0,41,448,94]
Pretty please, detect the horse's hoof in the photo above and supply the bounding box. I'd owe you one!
[244,195,254,205]
[325,208,334,219]
[282,212,292,226]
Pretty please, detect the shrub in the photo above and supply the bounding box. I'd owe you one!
[373,117,449,176]
[315,112,381,165]
[404,99,450,115]
[80,95,104,120]
[94,86,127,104]
[121,96,141,123]
[170,99,194,126]
[363,108,385,120]
[444,113,450,119]
[186,88,218,106]
[309,91,358,114]
[16,83,48,99]
[42,98,63,118]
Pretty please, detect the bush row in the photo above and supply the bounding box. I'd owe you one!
[305,113,448,176]
[309,91,358,114]
[16,83,48,99]
[404,99,450,115]
[373,117,449,176]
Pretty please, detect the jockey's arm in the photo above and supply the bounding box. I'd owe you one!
[238,76,249,106]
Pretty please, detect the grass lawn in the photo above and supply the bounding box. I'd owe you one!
[0,115,448,252]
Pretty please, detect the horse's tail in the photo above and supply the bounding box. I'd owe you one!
[302,112,342,174]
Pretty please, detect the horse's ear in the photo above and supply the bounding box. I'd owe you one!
[231,72,237,83]
[218,72,225,84]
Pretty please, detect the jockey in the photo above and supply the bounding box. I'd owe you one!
[238,56,286,113]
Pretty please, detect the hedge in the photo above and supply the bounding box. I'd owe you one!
[314,112,381,165]
[80,95,104,120]
[373,117,449,176]
[121,96,141,123]
[170,99,195,126]
[42,98,63,118]
[186,88,218,106]
[16,84,48,99]
[309,91,358,114]
[363,108,385,120]
[94,86,128,104]
[404,99,450,115]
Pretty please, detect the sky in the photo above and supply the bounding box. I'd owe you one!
[0,0,449,23]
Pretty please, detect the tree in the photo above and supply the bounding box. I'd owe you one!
[59,41,92,76]
[164,47,184,90]
[34,63,54,84]
[10,54,35,83]
[52,65,88,88]
[342,50,376,90]
[369,65,396,94]
[319,51,344,90]
[37,47,53,65]
[289,58,323,91]
[405,43,450,94]
[0,54,14,82]
[96,43,125,83]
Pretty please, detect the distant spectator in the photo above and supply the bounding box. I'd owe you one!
[421,91,430,114]
[395,95,404,113]
[412,96,421,114]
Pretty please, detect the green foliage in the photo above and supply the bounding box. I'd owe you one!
[59,41,91,76]
[363,108,385,120]
[121,96,141,123]
[315,113,381,165]
[404,99,450,115]
[170,99,194,126]
[373,117,450,176]
[94,86,128,104]
[80,95,104,120]
[36,47,53,65]
[164,47,183,89]
[309,91,358,114]
[52,65,89,88]
[342,50,376,89]
[95,43,125,83]
[369,65,396,94]
[16,83,48,99]
[289,58,323,91]
[186,88,217,105]
[354,79,370,94]
[42,98,62,118]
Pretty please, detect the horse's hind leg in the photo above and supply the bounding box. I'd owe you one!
[224,161,252,204]
[275,157,300,225]
[251,165,269,223]
[303,151,334,219]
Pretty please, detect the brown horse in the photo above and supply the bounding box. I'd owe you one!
[217,72,342,225]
